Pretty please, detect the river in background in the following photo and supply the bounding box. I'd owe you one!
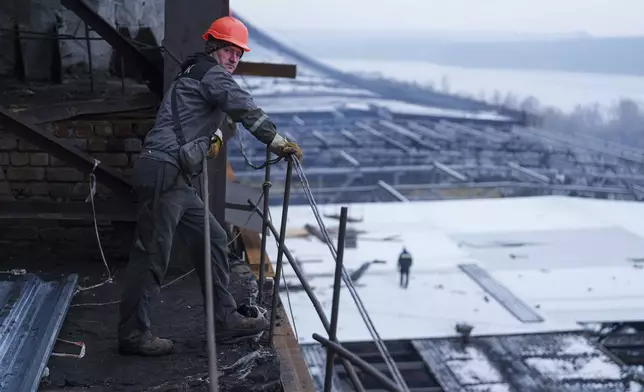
[321,58,644,113]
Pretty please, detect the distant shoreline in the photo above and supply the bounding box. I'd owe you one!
[274,32,644,77]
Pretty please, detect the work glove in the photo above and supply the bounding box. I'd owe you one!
[274,141,303,161]
[207,129,224,158]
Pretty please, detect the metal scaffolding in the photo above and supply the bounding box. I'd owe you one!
[229,112,644,204]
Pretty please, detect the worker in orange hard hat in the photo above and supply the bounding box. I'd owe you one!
[201,16,251,73]
[117,15,302,357]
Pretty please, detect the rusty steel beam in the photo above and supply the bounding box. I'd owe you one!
[234,61,297,79]
[0,106,133,196]
[60,0,164,98]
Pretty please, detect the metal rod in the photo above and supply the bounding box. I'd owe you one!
[313,334,403,392]
[202,159,219,392]
[248,200,366,392]
[257,149,272,305]
[84,23,94,92]
[249,201,327,325]
[268,158,294,344]
[324,206,349,392]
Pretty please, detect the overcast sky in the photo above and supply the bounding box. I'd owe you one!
[232,0,644,36]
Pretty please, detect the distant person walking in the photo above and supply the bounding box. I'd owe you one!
[398,248,413,289]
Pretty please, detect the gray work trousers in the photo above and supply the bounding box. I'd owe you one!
[118,157,237,344]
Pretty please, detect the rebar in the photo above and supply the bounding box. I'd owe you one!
[248,200,365,392]
[202,159,219,392]
[324,206,349,392]
[268,157,293,344]
[257,149,272,305]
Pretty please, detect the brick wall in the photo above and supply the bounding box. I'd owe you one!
[0,115,155,255]
[0,117,154,202]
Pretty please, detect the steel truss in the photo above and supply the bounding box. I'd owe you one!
[229,113,644,204]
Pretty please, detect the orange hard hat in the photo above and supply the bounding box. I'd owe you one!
[201,16,250,52]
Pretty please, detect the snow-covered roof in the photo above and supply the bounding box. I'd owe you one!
[252,95,512,122]
[266,196,644,344]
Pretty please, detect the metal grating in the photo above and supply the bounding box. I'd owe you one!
[413,332,642,392]
[301,340,445,391]
[458,263,544,323]
[0,273,78,392]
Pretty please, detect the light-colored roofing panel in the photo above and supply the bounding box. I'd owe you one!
[267,196,644,343]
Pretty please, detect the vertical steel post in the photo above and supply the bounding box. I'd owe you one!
[324,206,349,392]
[268,157,294,344]
[258,149,272,304]
[202,160,219,392]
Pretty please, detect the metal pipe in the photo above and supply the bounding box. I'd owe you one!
[268,158,293,344]
[84,23,94,92]
[248,200,366,392]
[257,149,272,305]
[313,334,403,392]
[202,159,219,392]
[324,206,349,392]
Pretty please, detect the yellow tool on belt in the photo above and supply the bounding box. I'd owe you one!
[207,129,224,158]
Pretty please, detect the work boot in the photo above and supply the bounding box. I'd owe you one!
[216,305,269,343]
[118,335,174,356]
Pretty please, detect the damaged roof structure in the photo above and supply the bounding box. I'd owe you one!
[2,0,644,392]
[268,196,644,391]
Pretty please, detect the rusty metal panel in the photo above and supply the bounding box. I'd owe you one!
[0,274,78,392]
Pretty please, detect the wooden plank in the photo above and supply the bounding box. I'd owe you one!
[273,296,316,392]
[234,62,297,79]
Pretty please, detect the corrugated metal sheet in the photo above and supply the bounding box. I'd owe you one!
[300,344,343,392]
[0,273,78,392]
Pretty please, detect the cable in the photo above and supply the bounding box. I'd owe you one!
[293,157,410,391]
[74,160,113,296]
[70,191,265,308]
[230,93,406,388]
[266,209,299,341]
[236,76,284,170]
